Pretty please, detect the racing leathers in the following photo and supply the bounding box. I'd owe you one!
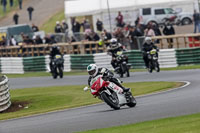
[88,67,129,92]
[142,42,159,68]
[49,47,62,72]
[107,43,128,69]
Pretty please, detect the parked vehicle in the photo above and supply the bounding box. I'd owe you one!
[114,52,131,78]
[147,49,160,73]
[84,75,137,110]
[140,7,192,26]
[51,54,64,79]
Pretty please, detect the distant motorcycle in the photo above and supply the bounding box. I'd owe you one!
[51,54,64,79]
[84,75,136,110]
[147,49,160,73]
[114,52,131,78]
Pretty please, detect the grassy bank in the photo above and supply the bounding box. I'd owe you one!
[78,113,200,133]
[40,9,65,33]
[0,82,183,120]
[0,0,19,19]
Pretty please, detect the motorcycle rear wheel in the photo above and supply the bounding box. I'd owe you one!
[59,67,63,78]
[101,92,120,110]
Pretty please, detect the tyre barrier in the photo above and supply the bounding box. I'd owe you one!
[0,75,11,112]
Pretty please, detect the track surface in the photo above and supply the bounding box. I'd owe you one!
[1,70,200,133]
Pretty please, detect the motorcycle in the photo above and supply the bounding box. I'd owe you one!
[84,75,137,110]
[147,49,160,73]
[51,54,64,79]
[114,52,131,78]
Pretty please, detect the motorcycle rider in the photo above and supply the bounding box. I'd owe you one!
[142,37,159,69]
[87,64,129,92]
[49,45,63,72]
[107,38,128,69]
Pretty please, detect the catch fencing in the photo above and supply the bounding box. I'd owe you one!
[0,75,11,112]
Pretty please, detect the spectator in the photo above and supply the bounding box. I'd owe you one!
[34,35,43,44]
[144,23,155,37]
[82,19,91,33]
[72,19,81,41]
[103,29,112,41]
[116,11,124,27]
[193,10,200,33]
[163,22,175,48]
[128,26,138,49]
[13,12,19,25]
[152,23,162,43]
[27,6,34,21]
[10,36,17,46]
[18,0,22,9]
[96,19,103,32]
[84,33,92,41]
[32,24,39,32]
[62,20,68,33]
[2,0,7,12]
[0,36,6,46]
[91,31,100,41]
[9,0,13,7]
[23,35,34,45]
[54,21,63,33]
[44,35,53,44]
[134,24,144,37]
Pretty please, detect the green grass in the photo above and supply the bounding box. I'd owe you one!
[40,9,65,33]
[0,82,182,120]
[78,113,200,133]
[3,71,87,78]
[0,0,19,19]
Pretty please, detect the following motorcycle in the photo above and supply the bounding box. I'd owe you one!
[51,54,64,79]
[114,52,131,78]
[147,49,160,73]
[84,75,137,110]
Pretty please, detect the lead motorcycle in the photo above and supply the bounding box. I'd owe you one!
[114,52,131,78]
[147,49,160,73]
[84,75,137,110]
[51,54,64,79]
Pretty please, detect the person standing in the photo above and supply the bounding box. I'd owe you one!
[9,0,13,7]
[54,21,63,33]
[13,12,19,25]
[116,11,124,27]
[163,22,175,48]
[193,10,200,33]
[27,6,34,21]
[96,19,103,32]
[2,0,7,13]
[18,0,22,9]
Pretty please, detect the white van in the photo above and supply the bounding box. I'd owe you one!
[140,7,193,25]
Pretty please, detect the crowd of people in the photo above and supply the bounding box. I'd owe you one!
[52,11,176,49]
[1,10,178,49]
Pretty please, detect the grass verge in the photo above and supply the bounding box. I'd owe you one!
[0,82,183,120]
[40,9,65,33]
[0,0,19,19]
[78,112,200,133]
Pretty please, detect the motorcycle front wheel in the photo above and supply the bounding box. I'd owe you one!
[101,92,120,110]
[154,61,160,72]
[126,92,137,107]
[52,68,58,79]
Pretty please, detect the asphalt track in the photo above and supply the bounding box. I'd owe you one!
[1,69,200,133]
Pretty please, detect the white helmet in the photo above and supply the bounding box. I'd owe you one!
[87,64,98,77]
[145,37,152,44]
[110,38,117,44]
